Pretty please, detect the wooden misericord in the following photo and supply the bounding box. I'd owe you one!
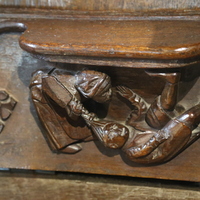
[1,3,200,181]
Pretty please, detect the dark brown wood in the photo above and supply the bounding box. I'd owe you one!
[13,15,200,165]
[28,66,200,165]
[0,32,200,180]
[16,19,200,60]
[1,6,200,181]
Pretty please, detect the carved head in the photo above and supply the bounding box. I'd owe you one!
[75,70,112,103]
[87,120,129,149]
[102,122,129,149]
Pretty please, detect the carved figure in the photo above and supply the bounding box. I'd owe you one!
[145,72,180,129]
[30,68,200,164]
[30,69,112,153]
[123,104,200,163]
[117,71,200,164]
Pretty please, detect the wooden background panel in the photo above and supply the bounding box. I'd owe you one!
[0,0,199,12]
[1,32,200,182]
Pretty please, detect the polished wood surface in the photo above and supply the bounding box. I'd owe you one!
[28,67,200,165]
[1,5,200,181]
[0,32,200,181]
[17,19,200,60]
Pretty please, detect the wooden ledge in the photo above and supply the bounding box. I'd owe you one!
[18,19,200,60]
[2,18,200,68]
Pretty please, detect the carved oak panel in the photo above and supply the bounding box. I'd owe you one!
[29,67,200,165]
[1,15,200,181]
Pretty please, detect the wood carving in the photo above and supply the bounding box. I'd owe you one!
[0,90,17,133]
[1,17,200,175]
[2,6,200,181]
[29,69,112,153]
[30,68,200,164]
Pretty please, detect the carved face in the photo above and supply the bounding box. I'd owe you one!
[102,122,129,149]
[75,70,112,103]
[92,87,112,103]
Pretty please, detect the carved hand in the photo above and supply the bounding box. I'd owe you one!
[66,98,84,120]
[117,86,147,112]
[81,108,98,122]
[117,86,135,100]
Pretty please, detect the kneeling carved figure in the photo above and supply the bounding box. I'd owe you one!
[30,68,200,164]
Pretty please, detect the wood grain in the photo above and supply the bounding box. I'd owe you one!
[1,4,200,181]
[16,19,200,61]
[1,32,200,181]
[0,0,200,12]
[0,171,199,200]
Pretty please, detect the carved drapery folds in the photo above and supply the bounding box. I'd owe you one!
[30,68,200,165]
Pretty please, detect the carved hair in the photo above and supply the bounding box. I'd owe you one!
[75,70,111,100]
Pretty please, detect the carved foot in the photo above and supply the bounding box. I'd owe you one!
[58,144,82,154]
[145,71,181,84]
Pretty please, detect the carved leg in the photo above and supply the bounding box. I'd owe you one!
[125,104,200,161]
[145,72,181,129]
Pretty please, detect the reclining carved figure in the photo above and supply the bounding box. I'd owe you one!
[30,69,200,164]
